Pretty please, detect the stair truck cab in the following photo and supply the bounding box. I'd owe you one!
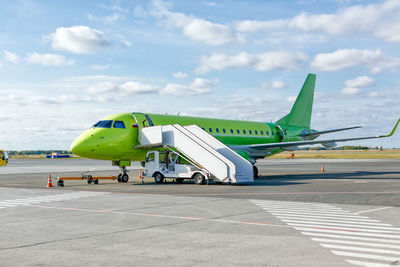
[142,150,210,185]
[0,150,8,166]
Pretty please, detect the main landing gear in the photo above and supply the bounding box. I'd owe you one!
[117,166,129,183]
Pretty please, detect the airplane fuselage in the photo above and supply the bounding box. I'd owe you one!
[70,112,311,162]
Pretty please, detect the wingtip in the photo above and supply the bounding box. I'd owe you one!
[382,118,400,137]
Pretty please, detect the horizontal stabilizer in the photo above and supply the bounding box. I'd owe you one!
[302,126,362,138]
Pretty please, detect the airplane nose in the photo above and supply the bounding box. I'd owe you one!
[70,133,92,157]
[70,138,84,156]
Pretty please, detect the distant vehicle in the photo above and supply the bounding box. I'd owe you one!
[46,153,70,159]
[0,150,8,166]
[142,150,209,184]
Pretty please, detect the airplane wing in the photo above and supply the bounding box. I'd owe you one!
[233,118,400,151]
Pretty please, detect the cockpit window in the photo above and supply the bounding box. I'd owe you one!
[92,120,113,128]
[113,121,126,129]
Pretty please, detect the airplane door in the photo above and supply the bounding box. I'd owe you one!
[132,113,154,143]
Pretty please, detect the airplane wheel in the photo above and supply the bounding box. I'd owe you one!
[253,166,259,178]
[88,178,92,184]
[117,173,122,182]
[193,173,205,185]
[94,179,99,184]
[121,174,129,183]
[176,178,184,184]
[154,172,164,184]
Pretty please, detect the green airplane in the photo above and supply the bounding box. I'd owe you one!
[70,74,399,182]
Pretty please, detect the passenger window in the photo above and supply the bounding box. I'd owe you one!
[266,131,269,135]
[216,128,219,133]
[249,130,252,134]
[223,129,226,133]
[260,130,264,135]
[159,153,166,163]
[243,130,246,134]
[113,121,126,129]
[202,128,205,131]
[272,131,274,136]
[230,129,233,134]
[255,130,258,135]
[146,153,155,162]
[237,129,240,134]
[209,128,213,133]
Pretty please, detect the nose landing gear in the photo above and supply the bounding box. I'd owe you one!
[118,166,129,183]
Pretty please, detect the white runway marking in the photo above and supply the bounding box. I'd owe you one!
[0,191,108,209]
[252,200,400,266]
[356,207,393,215]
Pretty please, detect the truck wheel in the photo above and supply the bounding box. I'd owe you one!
[94,179,99,184]
[176,178,184,184]
[193,173,205,185]
[88,178,92,184]
[121,174,129,183]
[154,173,164,184]
[253,166,259,178]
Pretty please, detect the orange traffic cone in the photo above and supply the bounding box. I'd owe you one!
[321,164,326,174]
[138,169,144,183]
[47,174,53,187]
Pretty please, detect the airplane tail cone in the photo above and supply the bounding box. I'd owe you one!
[47,174,53,187]
[321,164,325,174]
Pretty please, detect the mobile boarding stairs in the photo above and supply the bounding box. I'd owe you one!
[136,124,254,184]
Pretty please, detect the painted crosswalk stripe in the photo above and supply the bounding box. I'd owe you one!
[272,213,380,222]
[346,259,396,267]
[281,219,399,231]
[332,250,400,262]
[302,232,400,244]
[0,192,108,209]
[276,216,390,226]
[264,208,354,215]
[294,227,400,239]
[252,200,400,266]
[266,210,370,219]
[288,223,400,234]
[321,244,400,255]
[312,238,400,250]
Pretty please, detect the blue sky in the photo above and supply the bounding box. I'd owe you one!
[0,0,399,150]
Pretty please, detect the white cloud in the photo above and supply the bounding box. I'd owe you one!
[88,81,158,95]
[271,81,285,89]
[4,50,20,64]
[99,3,129,13]
[173,72,188,79]
[345,76,376,88]
[47,26,110,54]
[161,78,214,96]
[235,0,400,43]
[151,0,235,45]
[197,51,307,73]
[286,95,296,103]
[26,52,74,66]
[311,49,400,73]
[90,64,109,70]
[341,87,362,96]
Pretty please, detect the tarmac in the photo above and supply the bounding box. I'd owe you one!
[0,158,400,266]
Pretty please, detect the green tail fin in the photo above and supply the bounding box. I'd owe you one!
[277,73,316,128]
